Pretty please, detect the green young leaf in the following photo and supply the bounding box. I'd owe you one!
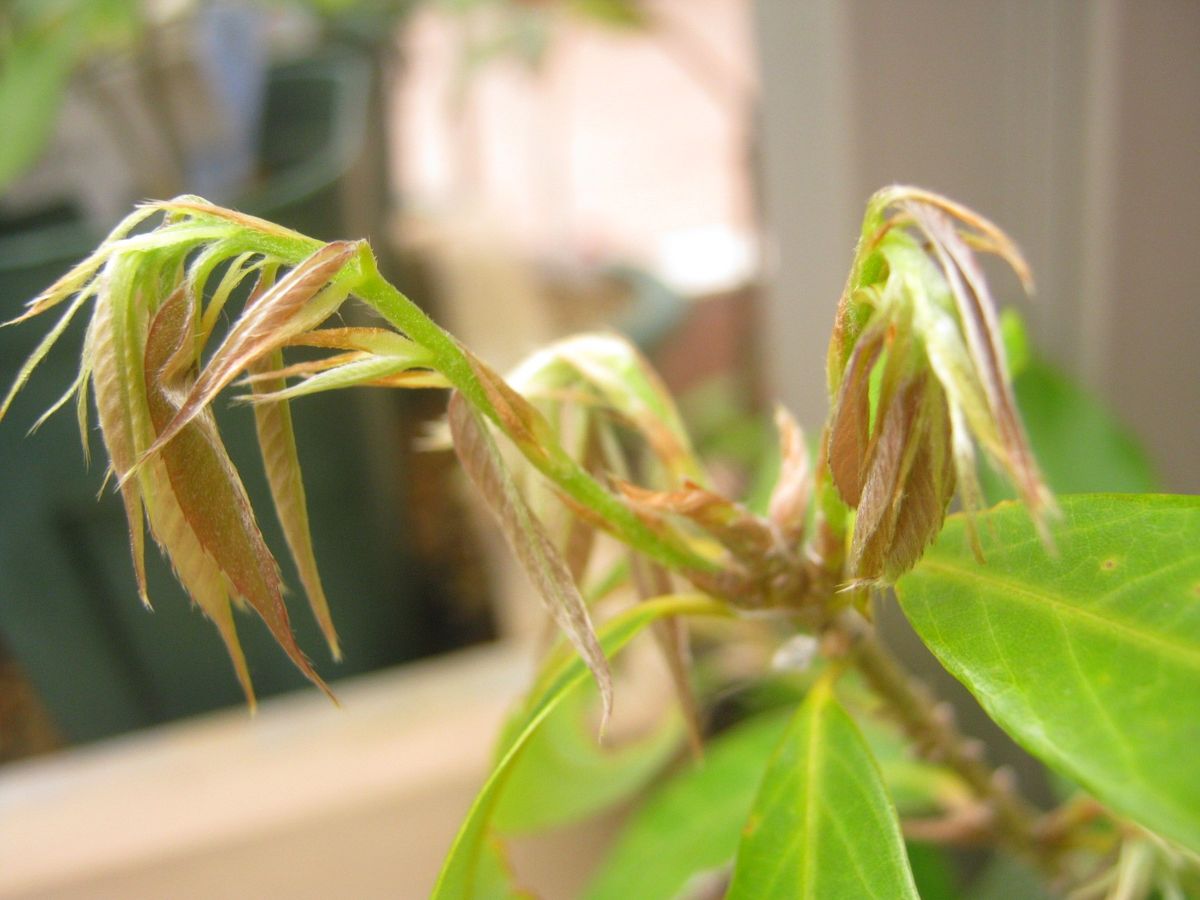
[585,710,792,900]
[432,593,731,900]
[587,688,960,900]
[508,332,705,484]
[490,682,683,835]
[897,494,1200,852]
[727,680,919,900]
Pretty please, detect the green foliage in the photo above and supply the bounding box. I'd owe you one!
[898,494,1200,852]
[490,683,683,835]
[727,680,919,899]
[432,595,731,899]
[586,709,792,900]
[0,15,79,191]
[587,701,957,899]
[1008,359,1158,494]
[6,186,1197,899]
[0,0,142,191]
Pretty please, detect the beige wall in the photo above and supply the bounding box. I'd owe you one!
[754,0,1199,491]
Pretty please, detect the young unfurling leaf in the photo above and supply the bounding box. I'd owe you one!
[767,406,812,547]
[507,333,706,484]
[0,199,364,700]
[448,391,614,723]
[825,186,1055,584]
[143,240,360,457]
[143,288,333,702]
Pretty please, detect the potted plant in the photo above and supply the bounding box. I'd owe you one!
[3,186,1197,897]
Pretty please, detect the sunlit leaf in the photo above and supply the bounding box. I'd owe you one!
[897,494,1200,852]
[727,680,918,899]
[432,594,731,900]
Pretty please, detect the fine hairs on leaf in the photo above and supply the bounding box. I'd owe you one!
[4,186,1198,900]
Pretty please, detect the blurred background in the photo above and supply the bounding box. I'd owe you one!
[0,0,1196,896]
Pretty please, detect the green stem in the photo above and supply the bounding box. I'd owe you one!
[837,610,1058,874]
[352,262,719,577]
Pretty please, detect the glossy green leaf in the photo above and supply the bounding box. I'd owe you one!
[492,682,683,835]
[586,709,792,900]
[433,594,731,900]
[586,696,958,900]
[727,681,918,899]
[897,494,1200,851]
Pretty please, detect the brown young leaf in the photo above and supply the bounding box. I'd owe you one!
[848,375,957,584]
[903,201,1055,539]
[848,376,913,582]
[617,480,775,565]
[250,350,340,661]
[882,383,956,581]
[144,288,333,701]
[768,405,812,546]
[144,241,358,458]
[828,324,885,507]
[466,350,559,469]
[448,391,613,724]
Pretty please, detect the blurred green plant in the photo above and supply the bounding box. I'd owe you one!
[0,0,142,191]
[0,0,646,197]
[4,187,1198,898]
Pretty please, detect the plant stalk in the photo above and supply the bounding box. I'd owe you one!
[836,609,1059,874]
